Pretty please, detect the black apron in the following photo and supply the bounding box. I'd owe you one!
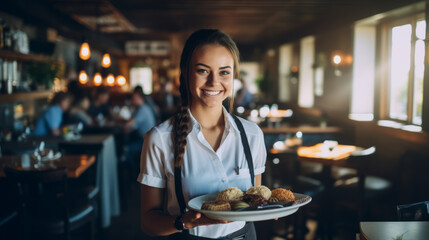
[171,116,257,240]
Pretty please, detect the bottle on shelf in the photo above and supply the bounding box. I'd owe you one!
[0,18,4,49]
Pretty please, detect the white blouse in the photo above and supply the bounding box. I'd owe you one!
[137,108,266,238]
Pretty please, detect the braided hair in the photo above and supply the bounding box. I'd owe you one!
[173,29,240,167]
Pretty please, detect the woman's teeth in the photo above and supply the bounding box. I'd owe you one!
[203,90,221,96]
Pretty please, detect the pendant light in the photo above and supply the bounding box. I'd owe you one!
[101,53,111,68]
[94,72,102,86]
[116,75,126,86]
[78,70,88,84]
[79,41,91,60]
[106,73,115,86]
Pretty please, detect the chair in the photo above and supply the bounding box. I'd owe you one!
[0,178,19,240]
[4,167,95,240]
[397,201,429,221]
[265,150,325,240]
[397,151,429,204]
[333,147,394,221]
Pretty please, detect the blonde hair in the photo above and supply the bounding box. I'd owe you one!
[174,29,240,167]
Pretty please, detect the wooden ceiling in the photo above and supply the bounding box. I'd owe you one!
[48,0,421,45]
[3,0,423,52]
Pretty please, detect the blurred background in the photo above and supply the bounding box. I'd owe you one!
[0,0,428,240]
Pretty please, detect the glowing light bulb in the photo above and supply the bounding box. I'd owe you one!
[93,73,102,86]
[333,55,342,65]
[101,53,111,68]
[78,70,88,84]
[116,75,126,86]
[79,42,91,60]
[106,74,115,86]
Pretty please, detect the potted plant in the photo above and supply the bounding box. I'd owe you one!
[28,60,63,90]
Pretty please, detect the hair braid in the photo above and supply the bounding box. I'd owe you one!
[173,106,190,167]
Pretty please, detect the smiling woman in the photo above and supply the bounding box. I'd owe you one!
[138,29,267,240]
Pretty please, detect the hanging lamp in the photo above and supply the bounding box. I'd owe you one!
[78,70,88,84]
[79,41,91,60]
[101,53,111,68]
[94,72,102,86]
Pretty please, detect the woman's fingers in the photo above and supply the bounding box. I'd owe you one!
[183,211,230,228]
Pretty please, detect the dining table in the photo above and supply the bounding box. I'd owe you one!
[297,143,362,240]
[0,134,121,228]
[359,221,429,240]
[0,154,95,178]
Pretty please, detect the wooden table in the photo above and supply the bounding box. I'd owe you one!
[0,154,95,178]
[297,143,360,240]
[360,221,429,240]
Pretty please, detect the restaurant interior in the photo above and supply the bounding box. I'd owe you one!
[1,0,429,239]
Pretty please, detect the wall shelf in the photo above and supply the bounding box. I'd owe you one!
[0,90,53,104]
[0,49,51,62]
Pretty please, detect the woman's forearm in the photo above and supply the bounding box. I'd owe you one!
[141,209,179,236]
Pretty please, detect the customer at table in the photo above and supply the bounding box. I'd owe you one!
[133,85,161,124]
[33,91,72,136]
[66,94,93,126]
[235,71,254,108]
[138,29,266,239]
[87,86,111,120]
[123,89,157,173]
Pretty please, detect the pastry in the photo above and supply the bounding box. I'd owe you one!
[216,187,244,202]
[270,188,295,202]
[201,200,231,211]
[246,185,272,200]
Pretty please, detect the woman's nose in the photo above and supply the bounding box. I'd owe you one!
[207,73,219,85]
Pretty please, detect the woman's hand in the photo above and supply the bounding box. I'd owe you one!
[183,211,230,229]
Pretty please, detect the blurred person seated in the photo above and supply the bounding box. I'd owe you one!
[133,85,160,123]
[66,94,93,126]
[235,71,254,108]
[33,91,72,136]
[87,86,111,120]
[123,89,157,174]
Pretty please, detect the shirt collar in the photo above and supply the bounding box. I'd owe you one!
[187,106,240,135]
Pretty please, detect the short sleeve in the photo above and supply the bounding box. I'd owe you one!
[137,127,167,188]
[45,106,62,130]
[253,126,267,175]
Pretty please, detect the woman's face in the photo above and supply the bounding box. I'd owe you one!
[189,44,234,109]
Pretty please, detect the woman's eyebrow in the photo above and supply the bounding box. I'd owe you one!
[195,63,210,68]
[219,66,232,70]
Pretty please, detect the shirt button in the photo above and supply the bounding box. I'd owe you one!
[221,178,226,183]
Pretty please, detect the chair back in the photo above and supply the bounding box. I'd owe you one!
[397,201,429,221]
[4,167,69,233]
[398,151,429,203]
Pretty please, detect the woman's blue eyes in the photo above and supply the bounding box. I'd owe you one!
[197,69,208,74]
[196,69,230,76]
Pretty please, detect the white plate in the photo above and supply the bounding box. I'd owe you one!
[188,192,311,221]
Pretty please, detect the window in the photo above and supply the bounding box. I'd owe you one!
[350,25,376,121]
[298,36,315,108]
[130,67,153,94]
[386,17,425,125]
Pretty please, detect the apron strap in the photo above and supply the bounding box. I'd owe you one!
[232,115,255,187]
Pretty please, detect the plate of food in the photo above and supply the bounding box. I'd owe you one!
[188,186,311,221]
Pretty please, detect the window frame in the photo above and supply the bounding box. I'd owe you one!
[379,12,425,125]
